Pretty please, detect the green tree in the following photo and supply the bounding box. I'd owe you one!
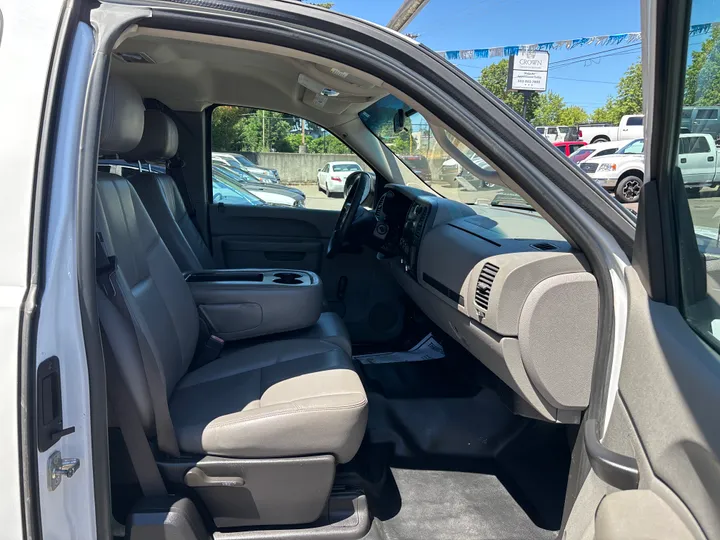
[532,91,566,125]
[211,106,251,151]
[478,59,539,118]
[591,61,643,124]
[558,105,589,126]
[685,27,720,106]
[307,133,352,154]
[241,110,291,152]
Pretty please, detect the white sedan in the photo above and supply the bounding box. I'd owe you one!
[317,161,363,196]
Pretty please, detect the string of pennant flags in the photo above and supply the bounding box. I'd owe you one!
[440,22,720,61]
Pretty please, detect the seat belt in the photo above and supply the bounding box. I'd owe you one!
[96,232,181,457]
[144,99,200,230]
[100,326,168,497]
[166,155,199,229]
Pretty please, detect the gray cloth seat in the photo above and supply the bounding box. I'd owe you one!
[127,109,350,355]
[97,77,367,462]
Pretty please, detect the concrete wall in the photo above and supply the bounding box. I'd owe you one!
[241,152,371,184]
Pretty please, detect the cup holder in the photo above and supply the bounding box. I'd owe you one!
[273,272,303,285]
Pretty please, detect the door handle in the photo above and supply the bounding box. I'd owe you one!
[584,419,639,491]
[709,156,715,162]
[680,158,687,163]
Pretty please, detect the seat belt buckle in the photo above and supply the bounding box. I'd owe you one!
[95,232,118,297]
[197,335,224,366]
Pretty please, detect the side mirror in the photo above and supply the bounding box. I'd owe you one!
[317,168,322,172]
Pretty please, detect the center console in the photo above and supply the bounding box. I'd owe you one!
[398,199,431,279]
[185,269,323,341]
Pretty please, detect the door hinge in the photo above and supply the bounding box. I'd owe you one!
[47,451,80,491]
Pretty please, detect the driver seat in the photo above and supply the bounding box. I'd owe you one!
[125,109,351,355]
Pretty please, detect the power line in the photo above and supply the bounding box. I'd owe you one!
[548,76,617,84]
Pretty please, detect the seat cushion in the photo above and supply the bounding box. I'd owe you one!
[169,339,367,463]
[223,312,352,357]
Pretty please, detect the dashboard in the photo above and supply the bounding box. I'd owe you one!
[373,184,599,424]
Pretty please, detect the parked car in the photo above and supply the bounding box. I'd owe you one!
[681,106,720,140]
[536,125,579,142]
[553,140,587,157]
[399,154,432,182]
[317,161,363,196]
[578,114,644,144]
[567,141,621,164]
[212,178,266,206]
[216,152,281,182]
[212,152,279,183]
[582,133,720,203]
[213,164,305,207]
[440,154,496,186]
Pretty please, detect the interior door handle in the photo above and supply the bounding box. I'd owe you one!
[584,419,639,491]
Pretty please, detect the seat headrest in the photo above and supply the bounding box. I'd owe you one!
[100,77,145,155]
[122,110,179,163]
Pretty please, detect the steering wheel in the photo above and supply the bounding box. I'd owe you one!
[327,171,370,258]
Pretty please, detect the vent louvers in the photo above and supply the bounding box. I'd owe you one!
[475,263,499,313]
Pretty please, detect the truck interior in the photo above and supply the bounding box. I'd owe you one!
[91,22,606,540]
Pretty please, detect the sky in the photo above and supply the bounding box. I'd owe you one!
[328,0,720,117]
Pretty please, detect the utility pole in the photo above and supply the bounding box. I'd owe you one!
[299,118,307,153]
[262,110,266,151]
[387,0,431,32]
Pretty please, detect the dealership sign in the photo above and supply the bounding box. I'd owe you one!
[507,50,549,92]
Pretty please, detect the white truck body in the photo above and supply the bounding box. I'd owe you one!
[579,115,644,144]
[581,134,720,201]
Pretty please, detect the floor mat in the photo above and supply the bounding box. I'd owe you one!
[367,468,558,540]
[354,334,445,364]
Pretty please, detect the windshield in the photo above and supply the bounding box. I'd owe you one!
[232,154,256,168]
[213,164,258,184]
[332,163,362,172]
[569,148,594,163]
[617,139,644,154]
[359,95,533,210]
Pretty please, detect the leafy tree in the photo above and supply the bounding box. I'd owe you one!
[558,105,589,126]
[591,61,643,124]
[532,91,566,125]
[307,134,352,154]
[211,106,250,151]
[685,27,720,106]
[241,110,291,152]
[478,59,539,118]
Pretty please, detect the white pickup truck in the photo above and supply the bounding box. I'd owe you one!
[580,133,720,203]
[578,114,644,144]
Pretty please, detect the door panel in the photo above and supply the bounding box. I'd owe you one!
[208,204,405,344]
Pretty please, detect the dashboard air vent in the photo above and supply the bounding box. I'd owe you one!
[531,242,557,251]
[475,262,499,313]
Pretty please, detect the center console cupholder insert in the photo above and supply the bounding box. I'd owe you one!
[273,272,303,285]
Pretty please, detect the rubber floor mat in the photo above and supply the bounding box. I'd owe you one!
[366,468,558,540]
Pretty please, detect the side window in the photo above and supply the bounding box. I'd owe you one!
[596,148,618,157]
[626,116,643,126]
[548,127,558,135]
[675,6,720,348]
[210,106,370,210]
[696,109,718,120]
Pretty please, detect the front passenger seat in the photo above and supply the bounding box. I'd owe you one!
[125,109,351,355]
[97,77,368,465]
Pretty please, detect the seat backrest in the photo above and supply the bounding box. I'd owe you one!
[97,78,199,432]
[127,110,215,272]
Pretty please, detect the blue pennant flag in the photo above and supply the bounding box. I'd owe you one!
[474,49,489,59]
